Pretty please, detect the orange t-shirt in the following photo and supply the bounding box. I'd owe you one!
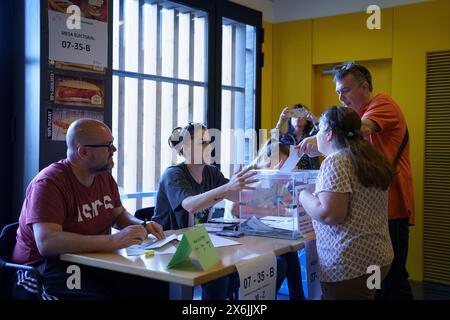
[359,94,415,225]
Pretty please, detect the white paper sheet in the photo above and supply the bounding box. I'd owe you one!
[260,216,295,231]
[141,234,178,250]
[236,252,277,300]
[245,216,275,232]
[126,234,178,256]
[199,223,238,233]
[176,233,241,247]
[279,150,304,172]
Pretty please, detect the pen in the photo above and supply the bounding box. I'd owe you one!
[141,218,147,228]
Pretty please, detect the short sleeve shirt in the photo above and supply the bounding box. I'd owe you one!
[12,159,122,265]
[313,151,394,282]
[360,94,415,224]
[152,163,229,230]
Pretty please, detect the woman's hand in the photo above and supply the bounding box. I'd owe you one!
[275,107,290,129]
[303,108,318,126]
[296,136,322,157]
[225,165,258,196]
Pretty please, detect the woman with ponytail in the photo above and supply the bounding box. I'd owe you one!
[299,106,395,300]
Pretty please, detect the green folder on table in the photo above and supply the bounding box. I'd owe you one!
[167,225,220,271]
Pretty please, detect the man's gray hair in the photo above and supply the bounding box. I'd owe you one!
[333,63,373,92]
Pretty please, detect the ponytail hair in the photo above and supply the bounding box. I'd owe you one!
[168,122,207,156]
[320,106,395,190]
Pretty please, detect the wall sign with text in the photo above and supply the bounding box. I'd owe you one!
[48,0,108,67]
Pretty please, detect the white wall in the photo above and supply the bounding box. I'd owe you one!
[229,0,275,22]
[273,0,430,22]
[231,0,430,23]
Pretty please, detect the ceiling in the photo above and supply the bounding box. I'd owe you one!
[230,0,431,23]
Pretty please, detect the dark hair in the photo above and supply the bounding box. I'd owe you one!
[168,122,207,156]
[286,103,315,139]
[250,139,290,170]
[333,62,373,92]
[320,106,395,190]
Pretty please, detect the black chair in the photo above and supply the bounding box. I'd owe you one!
[134,207,155,221]
[0,222,42,300]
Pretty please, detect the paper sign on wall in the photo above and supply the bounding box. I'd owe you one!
[167,225,221,271]
[235,252,277,300]
[48,0,108,67]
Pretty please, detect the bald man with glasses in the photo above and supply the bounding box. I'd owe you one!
[12,119,167,299]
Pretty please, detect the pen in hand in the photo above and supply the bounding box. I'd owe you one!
[141,218,165,240]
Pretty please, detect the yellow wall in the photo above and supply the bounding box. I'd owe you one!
[312,9,393,65]
[391,0,450,281]
[261,0,450,281]
[272,19,313,125]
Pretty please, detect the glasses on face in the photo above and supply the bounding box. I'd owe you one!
[83,141,115,152]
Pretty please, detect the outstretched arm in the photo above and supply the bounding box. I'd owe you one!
[181,166,258,213]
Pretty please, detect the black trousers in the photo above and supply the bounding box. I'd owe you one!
[15,259,169,300]
[376,218,413,300]
[281,251,305,300]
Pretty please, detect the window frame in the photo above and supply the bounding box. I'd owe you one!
[112,0,263,203]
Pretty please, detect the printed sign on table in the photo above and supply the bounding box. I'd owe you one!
[235,252,277,300]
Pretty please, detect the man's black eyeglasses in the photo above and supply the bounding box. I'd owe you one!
[83,141,114,151]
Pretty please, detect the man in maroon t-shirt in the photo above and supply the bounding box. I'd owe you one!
[11,119,167,299]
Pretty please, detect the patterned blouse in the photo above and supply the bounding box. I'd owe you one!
[313,151,394,282]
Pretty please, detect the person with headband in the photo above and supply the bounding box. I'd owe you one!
[152,122,258,231]
[152,122,260,300]
[299,106,395,299]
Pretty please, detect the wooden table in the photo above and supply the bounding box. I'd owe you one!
[60,229,304,299]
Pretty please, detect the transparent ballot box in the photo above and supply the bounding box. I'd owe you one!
[239,170,319,240]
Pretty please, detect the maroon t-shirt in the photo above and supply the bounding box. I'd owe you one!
[12,159,122,265]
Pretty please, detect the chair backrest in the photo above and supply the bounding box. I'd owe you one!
[0,222,19,262]
[134,207,155,221]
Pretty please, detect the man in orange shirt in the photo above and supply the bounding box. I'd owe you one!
[299,63,414,300]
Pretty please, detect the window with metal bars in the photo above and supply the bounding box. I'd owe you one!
[112,0,262,212]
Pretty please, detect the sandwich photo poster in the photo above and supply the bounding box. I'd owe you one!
[48,108,104,141]
[50,60,106,74]
[48,0,108,68]
[50,74,104,108]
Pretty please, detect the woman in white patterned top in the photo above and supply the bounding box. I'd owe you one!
[298,106,395,300]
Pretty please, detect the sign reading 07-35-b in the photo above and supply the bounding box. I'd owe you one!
[48,0,108,67]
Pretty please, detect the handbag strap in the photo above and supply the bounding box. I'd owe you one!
[393,127,409,167]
